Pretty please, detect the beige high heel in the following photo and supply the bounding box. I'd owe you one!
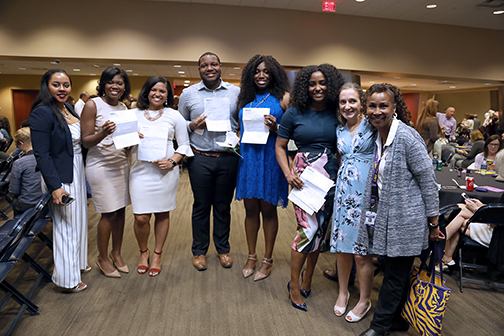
[96,257,120,278]
[110,253,129,273]
[242,254,257,278]
[253,257,273,282]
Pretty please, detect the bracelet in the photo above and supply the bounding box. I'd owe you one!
[428,222,439,229]
[167,158,177,166]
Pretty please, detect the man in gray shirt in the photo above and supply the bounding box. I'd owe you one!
[179,52,240,271]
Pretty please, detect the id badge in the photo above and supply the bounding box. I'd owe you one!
[365,211,377,227]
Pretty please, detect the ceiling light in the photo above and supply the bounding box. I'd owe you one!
[484,83,492,85]
[19,67,26,70]
[126,70,133,72]
[93,64,100,68]
[449,86,456,88]
[394,77,401,79]
[178,71,185,74]
[174,65,181,67]
[180,75,186,77]
[133,73,139,76]
[426,4,437,9]
[73,69,80,72]
[356,0,365,2]
[184,80,190,83]
[233,67,240,70]
[90,74,96,76]
[410,84,417,86]
[51,61,58,65]
[369,81,375,84]
[493,10,504,15]
[229,74,235,76]
[184,84,189,86]
[113,63,121,66]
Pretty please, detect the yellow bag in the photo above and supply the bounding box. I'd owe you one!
[401,242,451,336]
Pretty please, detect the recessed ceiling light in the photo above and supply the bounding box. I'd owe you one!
[73,69,80,72]
[369,81,375,84]
[233,67,240,70]
[184,84,189,87]
[184,80,190,83]
[126,70,133,72]
[356,0,365,2]
[90,74,96,76]
[426,4,437,9]
[178,71,185,74]
[51,61,58,65]
[19,67,26,70]
[229,74,235,76]
[180,75,186,77]
[484,83,492,85]
[93,64,100,68]
[394,77,401,79]
[449,86,456,88]
[133,73,139,76]
[113,63,121,66]
[410,84,417,86]
[174,65,181,68]
[493,10,504,15]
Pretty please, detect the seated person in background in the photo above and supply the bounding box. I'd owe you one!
[456,127,470,146]
[449,130,485,169]
[471,135,504,171]
[440,193,504,270]
[8,127,43,215]
[496,149,504,182]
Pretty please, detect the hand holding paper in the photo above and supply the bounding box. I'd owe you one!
[288,166,334,215]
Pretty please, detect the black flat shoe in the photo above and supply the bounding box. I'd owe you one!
[359,328,389,336]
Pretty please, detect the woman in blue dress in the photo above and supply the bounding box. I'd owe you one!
[236,55,290,281]
[330,83,376,322]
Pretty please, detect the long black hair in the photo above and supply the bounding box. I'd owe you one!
[237,54,290,110]
[96,66,131,101]
[290,63,344,112]
[31,68,72,128]
[137,76,174,110]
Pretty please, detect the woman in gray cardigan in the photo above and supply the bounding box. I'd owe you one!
[357,84,443,336]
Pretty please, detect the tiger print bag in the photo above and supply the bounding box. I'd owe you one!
[401,242,451,336]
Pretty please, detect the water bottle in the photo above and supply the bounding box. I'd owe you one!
[481,157,487,174]
[433,154,438,168]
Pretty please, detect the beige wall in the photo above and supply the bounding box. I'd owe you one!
[432,91,492,124]
[1,0,503,81]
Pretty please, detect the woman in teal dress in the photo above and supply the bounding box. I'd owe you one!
[235,55,290,281]
[330,83,376,323]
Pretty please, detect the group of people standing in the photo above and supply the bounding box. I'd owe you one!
[27,51,442,336]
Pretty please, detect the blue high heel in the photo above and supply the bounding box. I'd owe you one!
[287,282,307,311]
[300,269,311,298]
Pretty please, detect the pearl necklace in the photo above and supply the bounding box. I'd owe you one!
[144,109,164,122]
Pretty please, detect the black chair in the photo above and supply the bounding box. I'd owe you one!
[0,153,23,219]
[458,203,504,292]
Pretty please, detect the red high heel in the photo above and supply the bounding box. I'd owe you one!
[149,250,162,277]
[137,249,149,274]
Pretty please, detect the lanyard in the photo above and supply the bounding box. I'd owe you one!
[370,143,388,211]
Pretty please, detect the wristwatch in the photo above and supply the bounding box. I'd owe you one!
[168,158,177,166]
[428,222,439,229]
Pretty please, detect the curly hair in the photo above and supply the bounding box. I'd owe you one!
[96,66,131,101]
[290,64,344,112]
[237,54,290,110]
[364,83,412,125]
[0,116,11,138]
[136,76,174,110]
[337,82,365,125]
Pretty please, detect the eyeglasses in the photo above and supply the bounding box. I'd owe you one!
[488,143,500,147]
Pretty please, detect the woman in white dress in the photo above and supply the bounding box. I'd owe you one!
[29,69,88,292]
[81,67,131,278]
[130,76,193,277]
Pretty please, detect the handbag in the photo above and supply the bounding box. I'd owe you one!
[401,241,451,336]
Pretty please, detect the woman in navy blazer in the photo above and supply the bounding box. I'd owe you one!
[29,68,89,293]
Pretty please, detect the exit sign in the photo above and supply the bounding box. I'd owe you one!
[322,1,336,12]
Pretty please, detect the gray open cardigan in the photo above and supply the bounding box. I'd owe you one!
[356,121,439,257]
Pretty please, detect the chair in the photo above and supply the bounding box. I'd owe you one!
[0,153,23,219]
[458,203,504,292]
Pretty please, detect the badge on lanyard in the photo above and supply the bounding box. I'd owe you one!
[365,211,377,226]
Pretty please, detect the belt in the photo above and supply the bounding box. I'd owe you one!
[191,147,229,157]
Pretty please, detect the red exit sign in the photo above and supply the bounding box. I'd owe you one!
[322,1,336,12]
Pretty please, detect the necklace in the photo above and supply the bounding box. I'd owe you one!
[144,109,164,122]
[248,93,270,108]
[59,105,70,119]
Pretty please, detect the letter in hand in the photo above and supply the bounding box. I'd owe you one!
[287,173,304,190]
[102,120,116,135]
[190,115,207,131]
[264,115,277,132]
[154,158,170,170]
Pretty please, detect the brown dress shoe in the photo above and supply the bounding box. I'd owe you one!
[193,255,207,271]
[218,253,233,268]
